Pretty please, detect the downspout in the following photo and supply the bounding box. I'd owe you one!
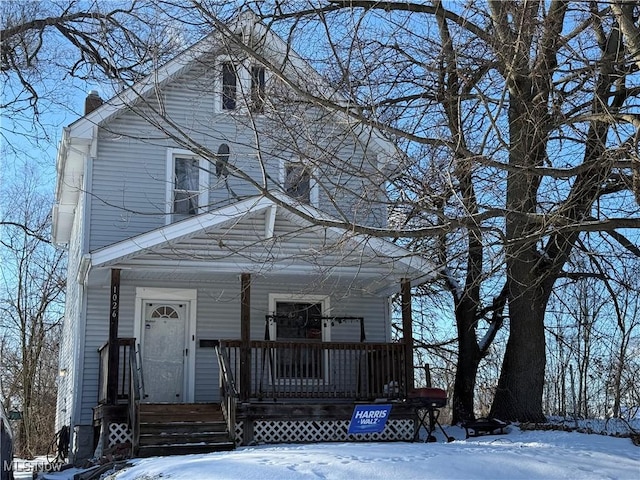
[70,255,91,456]
[70,126,95,458]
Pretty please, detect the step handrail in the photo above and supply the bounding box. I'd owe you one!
[128,342,143,455]
[214,341,239,444]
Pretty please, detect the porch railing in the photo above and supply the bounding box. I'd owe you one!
[214,341,239,443]
[98,338,136,404]
[219,340,407,401]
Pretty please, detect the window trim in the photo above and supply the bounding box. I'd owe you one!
[165,148,209,223]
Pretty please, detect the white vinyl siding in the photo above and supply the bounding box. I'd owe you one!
[55,194,86,431]
[87,63,386,251]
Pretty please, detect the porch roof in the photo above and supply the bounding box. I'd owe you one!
[88,193,436,294]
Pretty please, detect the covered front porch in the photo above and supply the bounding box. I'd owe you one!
[95,274,421,453]
[88,195,438,455]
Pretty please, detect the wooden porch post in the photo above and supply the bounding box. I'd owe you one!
[240,273,251,402]
[401,278,415,392]
[107,268,121,405]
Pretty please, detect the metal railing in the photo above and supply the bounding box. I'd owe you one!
[214,341,239,443]
[219,340,407,401]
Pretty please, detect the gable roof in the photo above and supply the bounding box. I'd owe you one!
[64,11,396,151]
[88,194,435,294]
[52,11,399,246]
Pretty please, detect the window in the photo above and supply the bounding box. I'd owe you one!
[250,65,266,113]
[173,156,200,214]
[218,58,268,113]
[216,144,230,178]
[276,302,323,341]
[167,149,208,221]
[268,294,330,382]
[285,164,311,203]
[275,302,323,379]
[222,62,237,110]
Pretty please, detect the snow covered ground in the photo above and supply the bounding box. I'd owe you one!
[13,425,640,480]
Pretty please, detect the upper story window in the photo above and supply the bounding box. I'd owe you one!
[218,58,267,113]
[221,61,237,110]
[250,66,266,113]
[174,156,200,214]
[166,149,208,221]
[216,144,230,178]
[285,163,311,203]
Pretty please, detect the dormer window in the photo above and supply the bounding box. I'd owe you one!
[222,62,237,110]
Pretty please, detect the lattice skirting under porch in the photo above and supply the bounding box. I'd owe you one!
[234,421,244,446]
[251,419,414,444]
[106,419,413,448]
[109,422,132,447]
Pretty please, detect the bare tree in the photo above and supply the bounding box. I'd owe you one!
[204,1,640,421]
[47,0,640,423]
[1,0,182,147]
[1,0,188,248]
[0,166,66,457]
[600,260,640,419]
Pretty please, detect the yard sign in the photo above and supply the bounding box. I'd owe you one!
[347,404,392,434]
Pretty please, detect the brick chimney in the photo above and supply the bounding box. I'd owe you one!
[84,90,103,115]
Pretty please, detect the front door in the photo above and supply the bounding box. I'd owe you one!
[142,302,187,402]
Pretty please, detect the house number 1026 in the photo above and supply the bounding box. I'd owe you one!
[111,286,119,318]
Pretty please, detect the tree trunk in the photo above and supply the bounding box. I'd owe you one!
[491,288,547,422]
[491,81,550,421]
[452,307,481,423]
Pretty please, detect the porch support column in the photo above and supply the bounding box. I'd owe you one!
[240,273,251,402]
[107,268,121,405]
[401,278,414,392]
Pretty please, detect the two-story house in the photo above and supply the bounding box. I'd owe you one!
[53,12,436,462]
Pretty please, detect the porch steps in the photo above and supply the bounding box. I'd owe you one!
[137,403,235,457]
